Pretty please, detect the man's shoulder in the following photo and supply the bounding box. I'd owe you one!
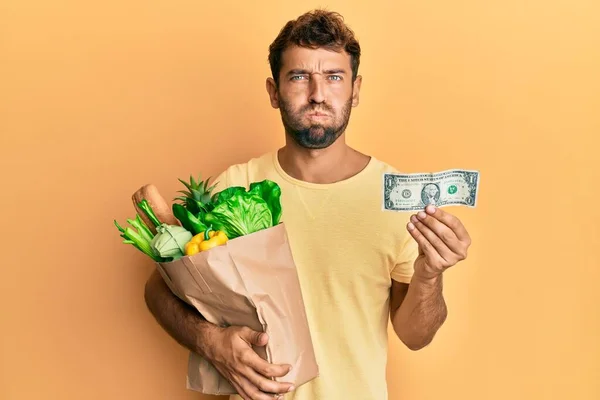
[212,151,275,191]
[222,151,275,180]
[367,155,406,175]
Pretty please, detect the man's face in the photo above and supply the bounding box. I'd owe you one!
[267,46,362,149]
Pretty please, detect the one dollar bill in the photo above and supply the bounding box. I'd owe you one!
[383,169,480,211]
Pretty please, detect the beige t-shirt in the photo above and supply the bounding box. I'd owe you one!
[211,151,418,400]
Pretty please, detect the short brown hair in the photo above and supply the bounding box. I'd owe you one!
[268,9,361,85]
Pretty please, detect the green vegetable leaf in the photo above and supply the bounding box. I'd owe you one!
[114,219,163,262]
[187,210,208,235]
[205,192,272,239]
[150,224,192,260]
[172,203,193,232]
[128,215,155,244]
[249,180,282,225]
[137,199,162,228]
[213,186,246,205]
[172,203,207,235]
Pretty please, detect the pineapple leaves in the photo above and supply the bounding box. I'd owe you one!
[173,174,218,214]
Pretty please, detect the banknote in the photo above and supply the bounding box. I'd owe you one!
[383,169,480,211]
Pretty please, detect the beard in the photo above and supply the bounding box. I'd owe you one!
[278,94,353,149]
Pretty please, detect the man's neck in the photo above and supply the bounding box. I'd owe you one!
[277,134,370,184]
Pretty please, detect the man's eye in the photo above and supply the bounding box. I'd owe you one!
[291,75,307,81]
[329,75,342,81]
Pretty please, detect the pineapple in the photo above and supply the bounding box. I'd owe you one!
[174,174,219,215]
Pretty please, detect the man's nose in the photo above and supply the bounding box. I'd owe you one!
[308,76,326,104]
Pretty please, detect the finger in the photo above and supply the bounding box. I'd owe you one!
[415,210,462,254]
[410,215,454,263]
[239,327,269,347]
[219,368,254,400]
[244,366,294,395]
[244,350,293,379]
[424,205,471,243]
[230,375,253,400]
[407,220,442,262]
[236,374,281,400]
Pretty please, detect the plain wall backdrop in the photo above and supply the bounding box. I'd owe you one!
[1,0,599,399]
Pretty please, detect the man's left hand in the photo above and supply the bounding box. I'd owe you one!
[407,204,472,281]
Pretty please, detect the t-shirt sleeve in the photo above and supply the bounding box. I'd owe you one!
[209,162,249,195]
[210,169,229,194]
[390,229,419,284]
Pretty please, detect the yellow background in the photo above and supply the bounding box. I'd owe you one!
[2,0,599,399]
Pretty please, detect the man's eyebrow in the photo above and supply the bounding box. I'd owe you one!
[287,69,310,76]
[286,68,348,76]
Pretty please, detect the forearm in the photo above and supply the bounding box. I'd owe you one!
[144,269,219,358]
[392,274,447,350]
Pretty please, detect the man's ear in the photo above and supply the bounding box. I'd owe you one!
[351,75,362,107]
[266,77,280,109]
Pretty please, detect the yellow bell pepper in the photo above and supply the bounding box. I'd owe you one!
[199,230,228,251]
[184,233,203,256]
[184,228,228,256]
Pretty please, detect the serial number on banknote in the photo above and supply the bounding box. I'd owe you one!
[383,169,480,212]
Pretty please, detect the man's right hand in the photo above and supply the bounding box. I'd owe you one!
[204,325,295,400]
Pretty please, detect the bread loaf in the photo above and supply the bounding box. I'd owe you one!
[132,184,180,233]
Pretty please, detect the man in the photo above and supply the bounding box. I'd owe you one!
[144,9,471,400]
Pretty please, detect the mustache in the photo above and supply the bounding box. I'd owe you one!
[300,104,334,113]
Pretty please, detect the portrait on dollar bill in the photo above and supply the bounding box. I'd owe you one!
[421,183,441,206]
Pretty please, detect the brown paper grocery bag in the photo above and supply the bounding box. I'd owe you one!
[155,223,319,395]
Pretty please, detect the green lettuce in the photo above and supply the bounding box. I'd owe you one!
[213,186,247,204]
[249,180,282,225]
[204,179,282,239]
[205,193,272,239]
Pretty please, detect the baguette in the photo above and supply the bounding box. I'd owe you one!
[132,184,180,234]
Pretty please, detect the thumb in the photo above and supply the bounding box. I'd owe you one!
[246,329,269,346]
